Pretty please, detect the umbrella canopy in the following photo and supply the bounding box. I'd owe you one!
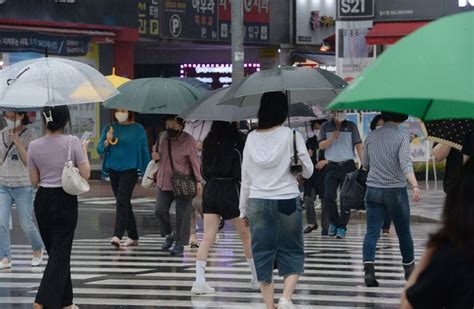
[0,58,118,110]
[328,11,474,121]
[421,119,474,150]
[219,66,347,107]
[103,78,207,114]
[106,68,130,88]
[180,87,318,122]
[170,77,213,91]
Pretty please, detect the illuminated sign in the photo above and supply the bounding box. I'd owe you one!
[180,63,260,89]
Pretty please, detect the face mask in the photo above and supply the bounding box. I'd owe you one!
[115,112,128,123]
[375,125,383,130]
[314,129,320,138]
[167,128,180,138]
[335,112,347,122]
[5,119,17,130]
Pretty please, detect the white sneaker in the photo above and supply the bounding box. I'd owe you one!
[0,261,12,269]
[110,236,121,248]
[277,298,295,309]
[123,238,139,247]
[31,250,44,267]
[191,281,216,295]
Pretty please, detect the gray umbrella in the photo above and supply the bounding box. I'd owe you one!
[180,87,317,122]
[219,66,347,107]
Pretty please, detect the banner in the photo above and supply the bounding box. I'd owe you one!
[335,20,374,81]
[217,0,270,42]
[295,0,336,45]
[0,31,90,56]
[138,0,160,37]
[161,0,218,40]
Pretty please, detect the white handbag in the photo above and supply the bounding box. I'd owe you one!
[141,160,159,189]
[61,136,90,195]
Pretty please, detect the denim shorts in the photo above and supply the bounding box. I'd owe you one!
[248,198,304,284]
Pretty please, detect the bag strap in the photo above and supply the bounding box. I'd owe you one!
[167,138,176,172]
[67,135,73,162]
[292,129,299,165]
[2,128,27,163]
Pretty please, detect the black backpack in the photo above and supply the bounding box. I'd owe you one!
[340,169,368,211]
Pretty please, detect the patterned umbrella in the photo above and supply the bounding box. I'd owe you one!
[422,119,474,150]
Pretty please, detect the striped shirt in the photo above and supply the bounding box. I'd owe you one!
[362,123,414,188]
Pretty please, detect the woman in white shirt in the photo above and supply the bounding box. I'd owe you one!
[239,92,313,309]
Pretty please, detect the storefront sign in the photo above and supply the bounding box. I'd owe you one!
[375,0,474,21]
[0,31,90,56]
[138,0,160,37]
[218,0,270,42]
[338,0,374,19]
[335,20,374,81]
[160,0,218,40]
[296,0,336,45]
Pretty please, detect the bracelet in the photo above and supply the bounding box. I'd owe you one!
[412,186,420,189]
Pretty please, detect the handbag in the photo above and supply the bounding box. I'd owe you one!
[141,160,159,189]
[290,129,303,176]
[61,135,90,196]
[168,138,196,199]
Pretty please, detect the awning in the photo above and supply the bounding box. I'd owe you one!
[0,24,115,43]
[365,22,429,45]
[292,52,336,66]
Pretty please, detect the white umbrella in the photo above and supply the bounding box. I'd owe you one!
[0,58,119,110]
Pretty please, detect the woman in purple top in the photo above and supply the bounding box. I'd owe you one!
[28,106,90,309]
[153,115,202,257]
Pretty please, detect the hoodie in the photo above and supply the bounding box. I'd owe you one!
[239,126,313,218]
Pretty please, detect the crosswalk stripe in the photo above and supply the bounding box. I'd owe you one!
[2,226,429,308]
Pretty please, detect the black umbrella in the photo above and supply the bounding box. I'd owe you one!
[423,119,474,150]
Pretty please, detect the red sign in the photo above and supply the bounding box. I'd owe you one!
[218,0,270,42]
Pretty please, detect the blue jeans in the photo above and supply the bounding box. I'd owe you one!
[0,186,44,260]
[248,198,304,284]
[362,187,414,264]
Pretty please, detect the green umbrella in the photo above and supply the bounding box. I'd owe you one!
[328,11,474,121]
[103,78,207,114]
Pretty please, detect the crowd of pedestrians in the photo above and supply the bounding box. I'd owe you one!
[1,90,472,308]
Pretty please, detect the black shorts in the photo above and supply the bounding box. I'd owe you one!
[202,180,240,220]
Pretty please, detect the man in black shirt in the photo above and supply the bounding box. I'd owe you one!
[303,120,329,235]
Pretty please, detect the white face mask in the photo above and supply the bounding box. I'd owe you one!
[5,119,17,130]
[335,112,347,122]
[115,112,129,123]
[314,129,320,138]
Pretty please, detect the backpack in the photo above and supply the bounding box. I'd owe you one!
[340,169,368,211]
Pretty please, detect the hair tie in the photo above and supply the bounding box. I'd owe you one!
[43,110,54,124]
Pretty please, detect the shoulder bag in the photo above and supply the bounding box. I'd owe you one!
[168,138,196,199]
[62,135,90,195]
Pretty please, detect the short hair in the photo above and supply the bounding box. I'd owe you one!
[257,92,288,129]
[41,106,70,132]
[112,109,135,123]
[381,112,408,123]
[370,114,383,131]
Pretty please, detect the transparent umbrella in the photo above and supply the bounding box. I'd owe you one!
[0,57,119,110]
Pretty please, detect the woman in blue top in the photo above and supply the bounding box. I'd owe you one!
[97,109,151,248]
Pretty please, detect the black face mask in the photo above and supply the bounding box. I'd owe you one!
[167,128,180,138]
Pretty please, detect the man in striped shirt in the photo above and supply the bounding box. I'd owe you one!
[361,112,421,287]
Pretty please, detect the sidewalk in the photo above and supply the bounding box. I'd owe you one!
[85,180,445,223]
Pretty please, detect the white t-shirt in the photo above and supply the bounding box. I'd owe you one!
[239,126,313,218]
